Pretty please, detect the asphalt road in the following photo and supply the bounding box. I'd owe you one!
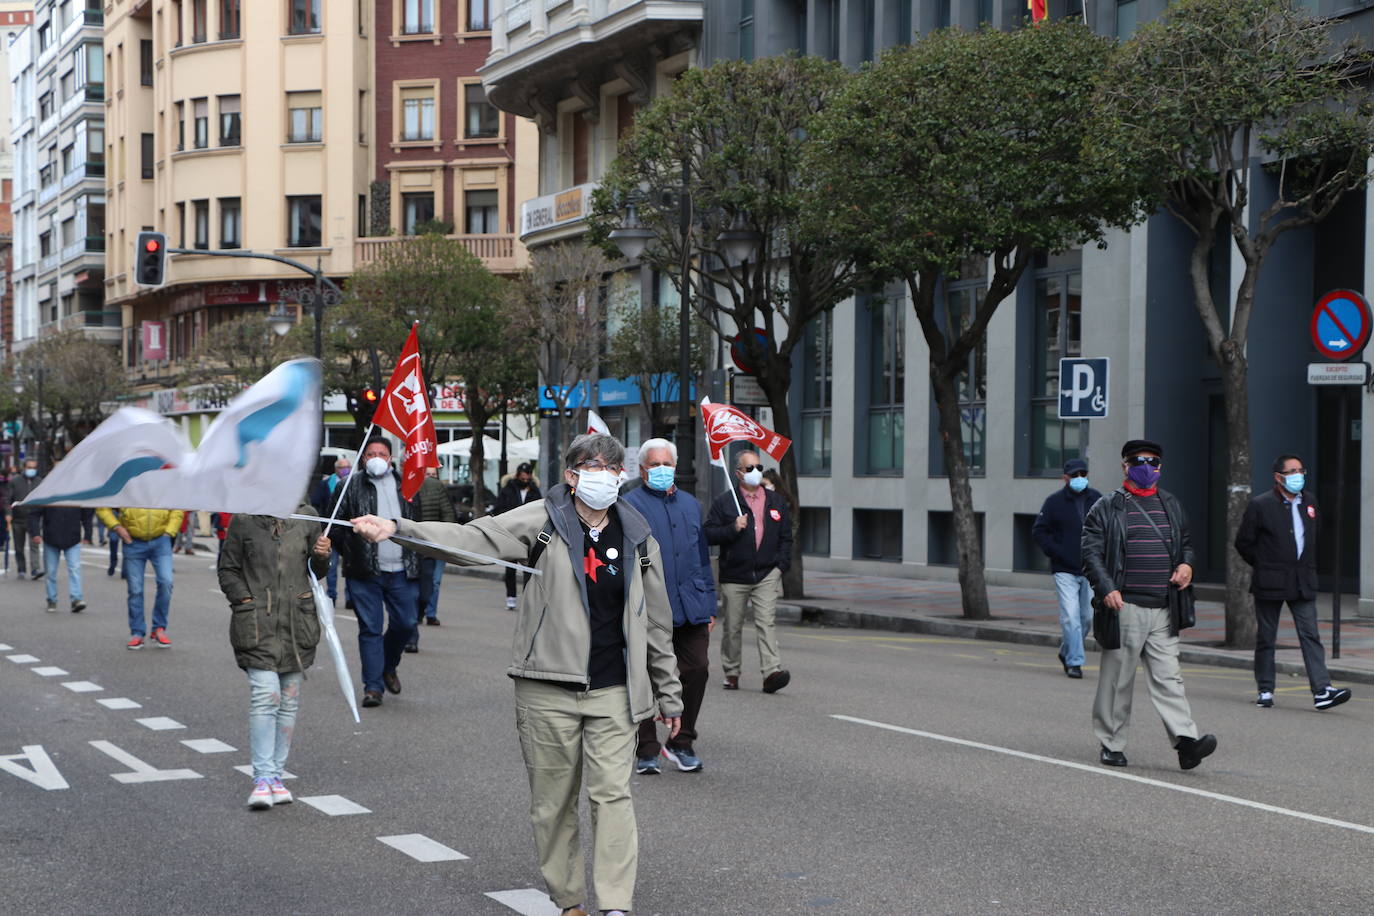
[3,546,1373,915]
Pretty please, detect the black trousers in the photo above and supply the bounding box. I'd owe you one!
[504,567,518,599]
[637,622,710,757]
[1254,598,1331,694]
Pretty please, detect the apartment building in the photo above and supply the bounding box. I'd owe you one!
[1,4,35,360]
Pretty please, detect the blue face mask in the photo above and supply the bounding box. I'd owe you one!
[1282,473,1305,495]
[23,468,37,478]
[1068,476,1089,493]
[646,466,676,492]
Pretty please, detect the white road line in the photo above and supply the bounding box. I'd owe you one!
[181,739,236,754]
[7,654,40,664]
[377,834,470,862]
[61,681,104,693]
[89,740,202,784]
[233,765,296,779]
[300,795,371,816]
[135,716,186,731]
[0,643,13,651]
[97,698,143,710]
[484,889,561,916]
[32,666,69,677]
[833,715,1374,836]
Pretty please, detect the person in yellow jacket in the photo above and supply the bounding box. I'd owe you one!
[95,507,184,649]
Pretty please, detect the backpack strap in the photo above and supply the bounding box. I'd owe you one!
[523,519,556,586]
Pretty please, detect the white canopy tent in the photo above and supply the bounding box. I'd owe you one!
[436,436,503,458]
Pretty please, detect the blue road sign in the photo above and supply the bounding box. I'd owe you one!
[1058,358,1109,419]
[1310,289,1371,361]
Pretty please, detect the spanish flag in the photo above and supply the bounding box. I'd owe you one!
[1028,0,1047,22]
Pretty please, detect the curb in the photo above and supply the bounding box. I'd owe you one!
[777,602,1374,688]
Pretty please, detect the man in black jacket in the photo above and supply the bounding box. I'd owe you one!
[705,450,792,694]
[1081,439,1216,771]
[8,459,46,578]
[1032,457,1102,679]
[492,462,541,610]
[29,494,91,614]
[1235,453,1351,711]
[335,438,420,708]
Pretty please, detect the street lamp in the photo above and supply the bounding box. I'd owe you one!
[294,256,344,360]
[265,302,295,337]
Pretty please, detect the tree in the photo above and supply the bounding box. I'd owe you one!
[1093,0,1374,647]
[605,298,712,439]
[12,332,130,460]
[180,315,303,406]
[589,54,864,599]
[809,23,1144,619]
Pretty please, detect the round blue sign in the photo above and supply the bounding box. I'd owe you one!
[1310,290,1371,362]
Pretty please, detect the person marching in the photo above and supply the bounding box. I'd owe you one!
[1032,458,1103,678]
[493,462,542,610]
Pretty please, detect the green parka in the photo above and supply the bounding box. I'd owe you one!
[218,506,330,673]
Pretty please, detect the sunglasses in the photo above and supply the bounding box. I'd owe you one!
[1068,470,1088,478]
[1126,455,1162,468]
[738,464,763,473]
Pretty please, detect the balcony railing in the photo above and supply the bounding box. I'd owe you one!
[355,234,519,272]
[62,235,105,264]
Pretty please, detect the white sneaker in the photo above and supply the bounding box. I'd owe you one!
[505,597,518,610]
[247,778,273,809]
[268,777,293,805]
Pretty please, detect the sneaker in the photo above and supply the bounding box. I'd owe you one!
[634,756,661,775]
[126,635,144,650]
[1256,691,1274,708]
[1313,686,1352,710]
[71,600,86,614]
[505,597,518,610]
[268,778,293,805]
[662,745,703,773]
[45,600,57,613]
[149,627,171,648]
[247,778,274,810]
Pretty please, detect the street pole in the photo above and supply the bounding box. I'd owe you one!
[677,158,696,494]
[35,366,45,474]
[314,256,324,361]
[1331,386,1348,659]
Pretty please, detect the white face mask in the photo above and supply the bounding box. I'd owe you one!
[574,469,620,511]
[741,469,763,488]
[365,456,390,478]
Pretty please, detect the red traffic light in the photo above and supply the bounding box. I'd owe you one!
[144,238,161,253]
[362,388,379,403]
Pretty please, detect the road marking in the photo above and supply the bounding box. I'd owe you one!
[484,889,560,915]
[833,715,1374,836]
[62,681,104,693]
[0,643,12,651]
[7,654,40,664]
[89,740,203,784]
[0,745,70,791]
[181,739,236,754]
[97,698,143,710]
[300,795,371,816]
[32,666,69,677]
[377,834,470,862]
[233,765,296,779]
[135,716,186,731]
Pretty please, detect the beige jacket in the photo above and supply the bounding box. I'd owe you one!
[396,484,683,723]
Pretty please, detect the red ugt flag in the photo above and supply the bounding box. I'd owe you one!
[370,323,439,500]
[1027,0,1047,22]
[699,398,791,467]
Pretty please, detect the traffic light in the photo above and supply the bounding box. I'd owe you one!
[135,231,167,287]
[357,387,380,425]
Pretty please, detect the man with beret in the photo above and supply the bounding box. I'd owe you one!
[1033,457,1103,678]
[1081,439,1217,770]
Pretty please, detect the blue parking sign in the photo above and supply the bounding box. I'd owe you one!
[1059,358,1109,419]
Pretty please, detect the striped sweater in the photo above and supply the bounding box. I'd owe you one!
[1121,493,1173,608]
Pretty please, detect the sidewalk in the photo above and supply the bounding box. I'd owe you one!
[780,570,1374,686]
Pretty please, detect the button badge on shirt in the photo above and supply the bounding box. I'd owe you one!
[1307,505,1316,519]
[769,509,782,522]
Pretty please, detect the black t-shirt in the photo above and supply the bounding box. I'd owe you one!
[582,508,628,690]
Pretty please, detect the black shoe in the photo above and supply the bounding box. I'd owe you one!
[1058,646,1070,675]
[425,617,440,626]
[1099,745,1127,767]
[403,644,418,653]
[31,571,43,580]
[361,691,383,708]
[383,671,402,695]
[1176,734,1217,770]
[345,599,355,610]
[107,566,116,577]
[71,600,86,614]
[762,670,791,694]
[1066,666,1083,679]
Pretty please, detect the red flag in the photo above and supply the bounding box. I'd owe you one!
[586,409,610,436]
[1027,0,1047,22]
[699,398,791,467]
[370,323,439,500]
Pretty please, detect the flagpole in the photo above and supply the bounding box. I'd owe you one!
[323,420,377,537]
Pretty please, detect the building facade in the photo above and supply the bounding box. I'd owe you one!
[1,4,34,362]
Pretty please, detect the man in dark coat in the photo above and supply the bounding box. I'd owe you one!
[8,458,45,578]
[492,462,541,610]
[29,491,91,614]
[1032,457,1103,679]
[1235,453,1351,711]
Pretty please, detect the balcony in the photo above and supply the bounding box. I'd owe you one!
[61,161,104,191]
[62,235,105,266]
[355,234,521,274]
[59,84,103,121]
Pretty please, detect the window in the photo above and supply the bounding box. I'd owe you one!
[464,189,498,234]
[864,292,904,473]
[289,0,321,34]
[219,197,241,248]
[172,0,183,45]
[860,0,874,61]
[61,144,74,174]
[191,0,207,41]
[464,84,499,139]
[287,195,322,247]
[1028,252,1084,473]
[193,199,209,249]
[140,133,155,179]
[403,0,434,33]
[37,23,49,51]
[739,0,754,61]
[855,509,903,561]
[400,88,434,141]
[937,0,951,29]
[1116,0,1138,40]
[175,101,185,150]
[468,0,490,30]
[39,231,52,257]
[39,93,53,121]
[800,311,832,474]
[945,261,988,475]
[402,192,435,234]
[60,71,75,102]
[287,92,322,142]
[139,40,154,86]
[220,0,240,39]
[176,201,186,248]
[358,194,368,237]
[218,94,240,145]
[193,98,209,148]
[800,507,831,556]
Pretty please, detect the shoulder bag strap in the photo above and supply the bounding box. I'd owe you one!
[523,518,556,587]
[1125,496,1177,566]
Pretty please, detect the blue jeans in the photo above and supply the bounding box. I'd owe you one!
[44,543,83,604]
[247,668,303,780]
[408,558,445,648]
[1054,572,1094,667]
[351,570,418,693]
[124,535,173,636]
[326,549,340,600]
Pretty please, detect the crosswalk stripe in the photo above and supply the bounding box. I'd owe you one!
[483,889,560,915]
[7,654,40,664]
[377,834,469,862]
[97,697,142,710]
[300,795,371,816]
[135,716,186,731]
[32,666,69,677]
[62,681,104,693]
[0,643,13,651]
[181,739,236,754]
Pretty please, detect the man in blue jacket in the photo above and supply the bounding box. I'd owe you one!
[623,438,716,774]
[1032,457,1102,679]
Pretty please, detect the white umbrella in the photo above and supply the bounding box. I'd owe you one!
[308,567,360,724]
[506,437,540,461]
[436,436,503,459]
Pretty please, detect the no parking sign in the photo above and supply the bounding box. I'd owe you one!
[1310,289,1371,361]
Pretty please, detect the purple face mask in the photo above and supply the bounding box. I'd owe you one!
[1126,463,1160,489]
[337,467,351,478]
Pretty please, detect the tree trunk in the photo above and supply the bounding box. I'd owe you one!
[468,399,491,517]
[1218,343,1256,648]
[758,363,804,600]
[931,369,991,620]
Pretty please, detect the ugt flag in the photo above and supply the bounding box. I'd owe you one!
[22,359,322,515]
[370,322,438,501]
[587,409,611,436]
[699,397,791,467]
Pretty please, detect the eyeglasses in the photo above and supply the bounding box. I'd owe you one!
[1279,468,1306,476]
[1068,470,1089,478]
[1126,455,1162,468]
[576,460,624,474]
[738,464,763,473]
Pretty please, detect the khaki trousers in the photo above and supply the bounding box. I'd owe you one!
[1093,602,1199,752]
[513,679,637,912]
[719,568,783,678]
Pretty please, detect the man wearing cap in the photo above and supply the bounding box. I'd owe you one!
[1081,439,1217,771]
[1033,458,1102,679]
[493,462,542,610]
